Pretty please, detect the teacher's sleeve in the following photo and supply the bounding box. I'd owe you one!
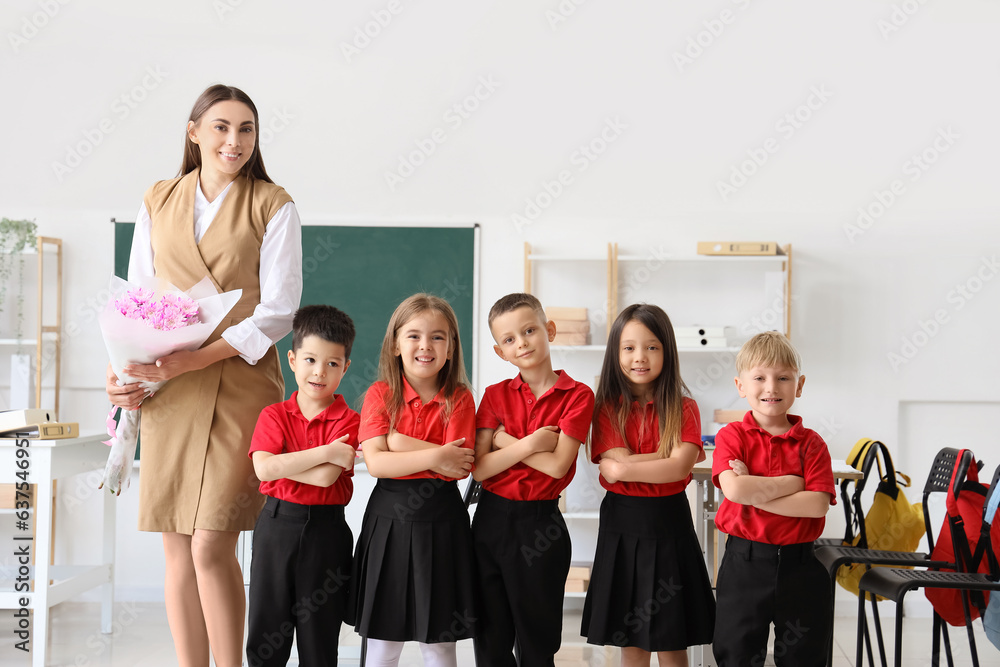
[222,201,303,364]
[126,203,155,282]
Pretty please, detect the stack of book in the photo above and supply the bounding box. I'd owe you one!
[674,325,738,349]
[546,307,590,346]
[565,564,591,593]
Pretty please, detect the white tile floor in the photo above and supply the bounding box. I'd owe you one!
[2,603,999,666]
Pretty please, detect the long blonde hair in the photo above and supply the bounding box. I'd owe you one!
[593,304,689,458]
[374,293,469,426]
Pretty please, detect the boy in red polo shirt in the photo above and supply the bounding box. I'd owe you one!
[711,331,835,667]
[472,293,595,667]
[245,305,361,667]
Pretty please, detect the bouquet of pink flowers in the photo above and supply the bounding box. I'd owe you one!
[99,275,241,495]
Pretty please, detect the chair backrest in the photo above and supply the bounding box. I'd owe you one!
[841,439,886,545]
[921,447,962,553]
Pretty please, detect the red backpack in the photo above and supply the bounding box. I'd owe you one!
[925,449,1000,626]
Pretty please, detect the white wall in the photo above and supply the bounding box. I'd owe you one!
[1,0,998,610]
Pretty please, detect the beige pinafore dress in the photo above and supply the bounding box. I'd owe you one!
[137,169,292,534]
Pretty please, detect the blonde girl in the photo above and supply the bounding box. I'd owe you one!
[351,293,478,667]
[581,304,715,667]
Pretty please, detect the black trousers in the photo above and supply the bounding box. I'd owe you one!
[246,497,353,667]
[713,535,832,667]
[472,490,571,667]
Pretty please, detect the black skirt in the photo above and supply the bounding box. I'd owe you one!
[350,478,478,643]
[581,491,716,652]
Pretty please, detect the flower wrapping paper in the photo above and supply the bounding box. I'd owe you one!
[99,275,242,494]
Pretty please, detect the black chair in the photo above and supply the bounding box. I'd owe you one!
[815,445,959,667]
[815,440,882,549]
[855,457,1000,667]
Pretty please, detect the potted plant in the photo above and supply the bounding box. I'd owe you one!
[0,218,38,344]
[1,218,38,409]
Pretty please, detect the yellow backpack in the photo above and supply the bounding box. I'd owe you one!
[835,439,925,599]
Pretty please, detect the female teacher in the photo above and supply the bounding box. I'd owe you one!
[106,83,302,667]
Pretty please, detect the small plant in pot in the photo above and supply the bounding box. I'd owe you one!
[0,218,38,348]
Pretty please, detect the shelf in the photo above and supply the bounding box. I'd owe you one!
[564,591,588,598]
[678,346,740,353]
[617,254,787,263]
[562,511,599,520]
[0,332,59,345]
[527,254,607,262]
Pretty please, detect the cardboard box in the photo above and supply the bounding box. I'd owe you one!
[565,578,589,593]
[697,242,784,256]
[545,306,588,321]
[551,319,591,334]
[567,565,591,579]
[714,409,745,424]
[552,333,589,346]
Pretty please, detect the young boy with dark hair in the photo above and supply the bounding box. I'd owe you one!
[472,292,595,666]
[245,305,360,667]
[712,331,835,667]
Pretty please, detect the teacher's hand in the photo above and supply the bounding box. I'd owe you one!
[106,363,146,410]
[124,349,200,383]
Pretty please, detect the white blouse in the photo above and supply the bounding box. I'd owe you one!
[128,178,303,365]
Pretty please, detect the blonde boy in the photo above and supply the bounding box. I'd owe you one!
[711,331,835,667]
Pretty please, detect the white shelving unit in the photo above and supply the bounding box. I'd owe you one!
[523,241,793,613]
[1,237,63,414]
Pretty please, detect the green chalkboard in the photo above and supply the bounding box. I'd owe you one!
[114,223,478,410]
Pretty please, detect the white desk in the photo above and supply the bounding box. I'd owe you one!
[0,434,115,667]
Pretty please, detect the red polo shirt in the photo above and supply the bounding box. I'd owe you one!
[249,392,360,506]
[591,396,702,497]
[476,370,595,501]
[359,379,476,481]
[712,411,835,545]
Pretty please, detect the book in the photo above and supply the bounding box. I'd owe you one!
[0,422,79,439]
[545,306,588,321]
[697,241,784,256]
[0,409,56,432]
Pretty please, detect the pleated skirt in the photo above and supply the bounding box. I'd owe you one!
[350,478,478,643]
[581,491,716,652]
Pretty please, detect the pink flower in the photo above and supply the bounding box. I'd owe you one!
[114,288,200,331]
